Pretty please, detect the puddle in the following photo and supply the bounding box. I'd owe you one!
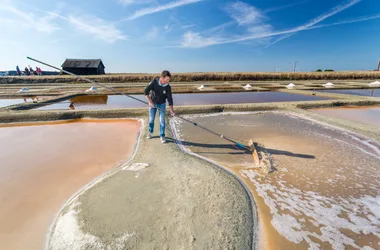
[0,119,140,250]
[0,97,40,108]
[314,89,380,97]
[36,92,330,110]
[171,112,380,250]
[310,106,380,127]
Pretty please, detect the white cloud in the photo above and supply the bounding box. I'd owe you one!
[263,0,310,13]
[266,12,380,48]
[226,1,266,26]
[48,12,127,43]
[293,0,361,31]
[0,3,59,33]
[146,26,159,40]
[181,24,194,28]
[264,32,297,48]
[264,0,362,47]
[181,31,222,48]
[180,0,362,48]
[165,23,174,32]
[310,13,380,29]
[118,0,152,6]
[125,0,203,21]
[118,0,137,5]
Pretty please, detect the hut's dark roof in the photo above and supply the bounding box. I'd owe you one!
[62,59,104,68]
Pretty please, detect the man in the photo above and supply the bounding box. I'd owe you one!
[144,70,175,143]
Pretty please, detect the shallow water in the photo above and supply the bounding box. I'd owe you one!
[315,88,380,97]
[0,119,140,250]
[171,112,380,250]
[310,106,380,127]
[0,97,38,107]
[37,92,330,110]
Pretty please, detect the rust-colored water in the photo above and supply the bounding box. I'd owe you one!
[0,119,140,250]
[172,112,380,250]
[310,106,380,127]
[37,92,330,110]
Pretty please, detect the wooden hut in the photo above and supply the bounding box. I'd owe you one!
[61,59,105,75]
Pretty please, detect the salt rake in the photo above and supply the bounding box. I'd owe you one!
[27,56,261,165]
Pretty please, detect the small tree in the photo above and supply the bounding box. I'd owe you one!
[316,69,322,72]
[324,69,334,72]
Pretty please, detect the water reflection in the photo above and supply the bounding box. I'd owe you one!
[38,92,331,111]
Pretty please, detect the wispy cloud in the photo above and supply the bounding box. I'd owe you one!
[48,12,127,43]
[226,1,267,26]
[180,31,222,48]
[146,26,159,40]
[0,3,59,33]
[266,12,380,48]
[263,0,310,13]
[265,0,363,47]
[310,13,380,29]
[182,24,196,29]
[203,0,307,36]
[124,0,203,21]
[264,32,297,48]
[118,0,136,5]
[180,0,362,48]
[118,0,152,6]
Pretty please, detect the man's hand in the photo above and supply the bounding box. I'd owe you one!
[145,95,155,108]
[169,106,175,116]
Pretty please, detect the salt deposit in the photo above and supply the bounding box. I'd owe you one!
[171,111,380,249]
[286,83,295,89]
[241,170,380,249]
[17,87,30,93]
[368,81,380,86]
[243,84,252,89]
[85,86,97,92]
[122,162,149,171]
[323,82,334,88]
[49,202,135,250]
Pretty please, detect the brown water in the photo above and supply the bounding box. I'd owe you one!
[310,106,380,127]
[36,92,330,110]
[315,88,380,97]
[171,112,380,250]
[0,119,140,250]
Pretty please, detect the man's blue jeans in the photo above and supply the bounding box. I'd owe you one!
[148,103,166,137]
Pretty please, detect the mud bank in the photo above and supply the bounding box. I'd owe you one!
[0,119,140,250]
[46,117,254,250]
[171,111,380,250]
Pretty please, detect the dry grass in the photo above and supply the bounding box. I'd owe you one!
[1,71,380,84]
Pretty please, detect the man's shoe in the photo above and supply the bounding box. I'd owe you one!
[147,132,152,139]
[160,137,166,143]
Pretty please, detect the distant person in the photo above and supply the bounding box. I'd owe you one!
[144,70,175,143]
[16,66,21,76]
[29,66,34,75]
[36,67,42,76]
[24,67,30,76]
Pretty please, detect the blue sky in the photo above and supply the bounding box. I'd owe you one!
[0,0,379,73]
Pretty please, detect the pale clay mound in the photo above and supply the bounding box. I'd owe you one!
[47,119,254,250]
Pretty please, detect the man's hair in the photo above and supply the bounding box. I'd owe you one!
[161,70,171,78]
